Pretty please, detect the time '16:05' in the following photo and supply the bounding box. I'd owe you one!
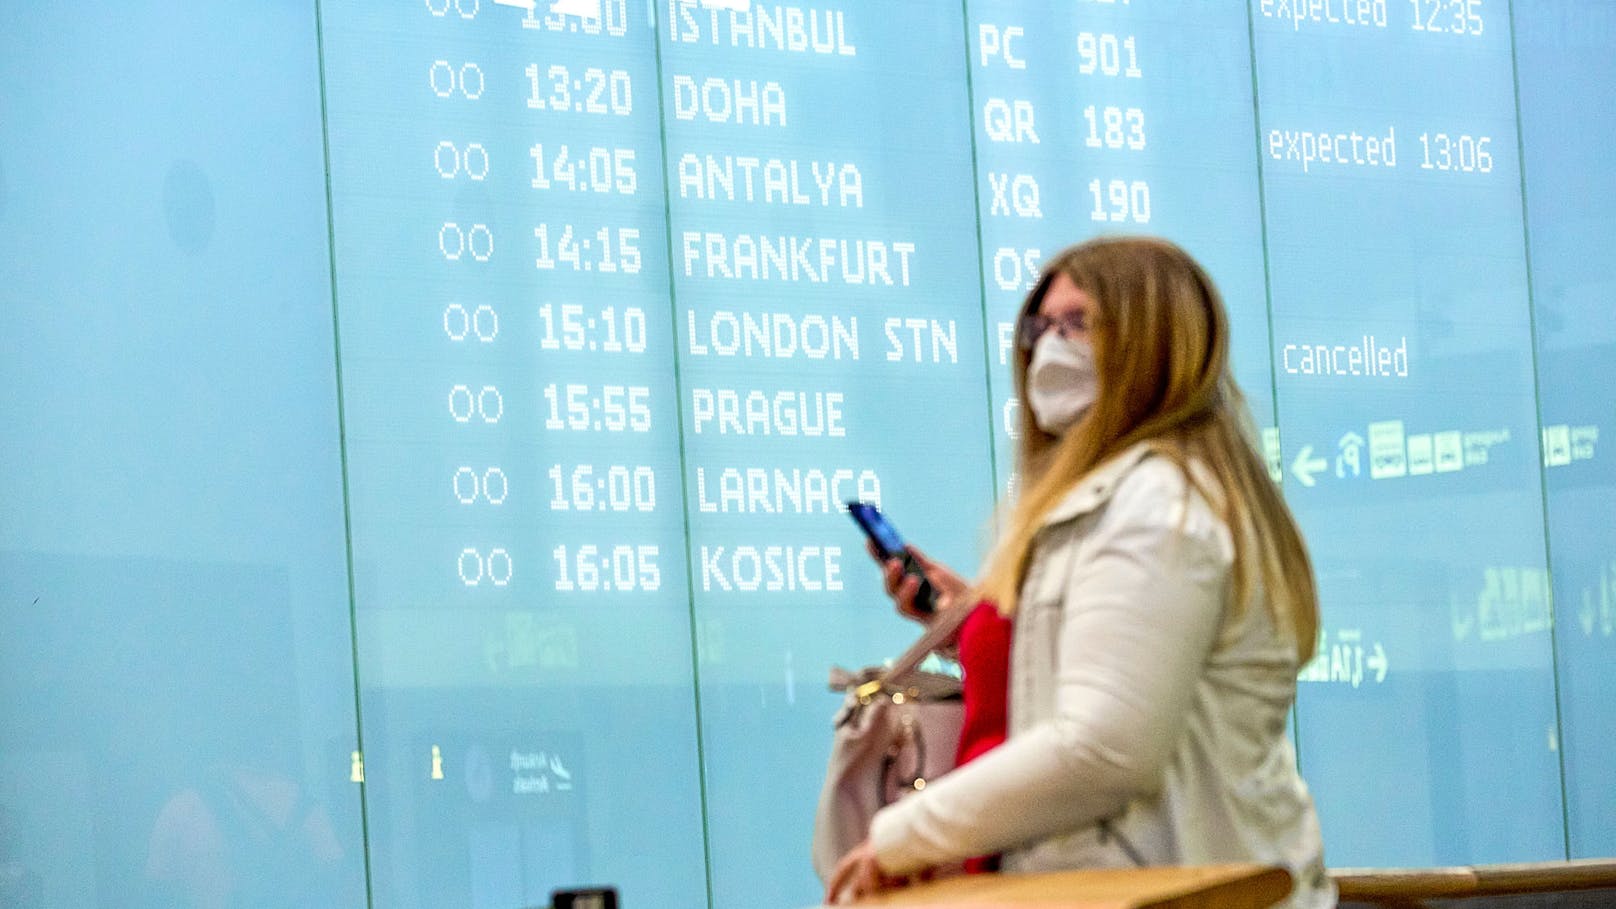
[553,544,661,592]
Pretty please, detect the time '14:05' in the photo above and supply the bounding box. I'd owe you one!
[531,144,637,195]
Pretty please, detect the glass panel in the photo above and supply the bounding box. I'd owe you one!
[1251,0,1564,865]
[964,0,1280,492]
[0,4,367,909]
[1516,0,1616,859]
[316,2,709,906]
[658,3,997,904]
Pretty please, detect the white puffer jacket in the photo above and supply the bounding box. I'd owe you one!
[869,444,1335,909]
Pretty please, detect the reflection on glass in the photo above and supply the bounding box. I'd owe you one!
[1517,0,1616,860]
[318,1,709,904]
[1251,2,1563,863]
[0,3,367,907]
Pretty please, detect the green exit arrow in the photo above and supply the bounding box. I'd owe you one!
[1290,444,1327,487]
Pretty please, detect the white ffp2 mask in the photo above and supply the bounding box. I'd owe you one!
[1026,332,1098,435]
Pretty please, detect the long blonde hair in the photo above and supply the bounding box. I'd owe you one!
[978,237,1318,665]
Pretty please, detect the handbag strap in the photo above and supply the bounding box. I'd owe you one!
[871,599,981,693]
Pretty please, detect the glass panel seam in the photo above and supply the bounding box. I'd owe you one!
[1242,0,1303,772]
[1505,0,1574,861]
[647,2,718,904]
[958,0,1003,511]
[310,0,377,904]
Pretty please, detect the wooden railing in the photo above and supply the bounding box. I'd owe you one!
[844,864,1293,908]
[826,859,1616,908]
[1334,858,1616,905]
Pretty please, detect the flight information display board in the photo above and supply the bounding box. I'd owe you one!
[313,0,1599,901]
[1,1,1611,908]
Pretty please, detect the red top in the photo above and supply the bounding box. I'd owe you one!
[955,600,1012,763]
[953,600,1012,872]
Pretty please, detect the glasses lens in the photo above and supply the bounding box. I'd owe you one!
[1017,314,1047,350]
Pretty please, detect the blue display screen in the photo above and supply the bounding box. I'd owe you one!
[1515,0,1616,860]
[1250,1,1563,865]
[1,1,1612,908]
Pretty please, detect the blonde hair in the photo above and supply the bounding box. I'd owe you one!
[978,237,1318,665]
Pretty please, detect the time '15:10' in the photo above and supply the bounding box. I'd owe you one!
[538,303,648,353]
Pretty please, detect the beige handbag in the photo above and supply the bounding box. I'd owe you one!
[810,606,975,884]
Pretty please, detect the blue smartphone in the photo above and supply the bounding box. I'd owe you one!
[846,501,937,615]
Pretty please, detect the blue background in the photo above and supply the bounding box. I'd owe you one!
[0,1,1611,907]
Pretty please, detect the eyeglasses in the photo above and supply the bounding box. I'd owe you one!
[1016,311,1090,350]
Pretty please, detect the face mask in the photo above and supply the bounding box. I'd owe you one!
[1026,331,1098,435]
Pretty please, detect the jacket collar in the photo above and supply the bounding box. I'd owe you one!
[1039,441,1157,528]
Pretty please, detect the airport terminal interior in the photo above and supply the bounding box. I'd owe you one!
[0,0,1612,907]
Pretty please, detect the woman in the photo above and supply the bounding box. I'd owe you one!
[868,547,1011,873]
[830,237,1334,908]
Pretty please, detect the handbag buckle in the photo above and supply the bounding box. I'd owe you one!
[854,679,884,704]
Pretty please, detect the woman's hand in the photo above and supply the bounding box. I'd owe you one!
[825,839,896,905]
[866,542,970,623]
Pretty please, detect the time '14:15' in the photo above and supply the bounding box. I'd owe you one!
[535,225,643,274]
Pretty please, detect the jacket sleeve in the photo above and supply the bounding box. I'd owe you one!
[869,468,1231,873]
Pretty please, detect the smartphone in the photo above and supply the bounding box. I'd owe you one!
[549,888,618,909]
[845,501,937,615]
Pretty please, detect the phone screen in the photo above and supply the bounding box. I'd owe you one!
[846,501,936,614]
[846,502,906,558]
